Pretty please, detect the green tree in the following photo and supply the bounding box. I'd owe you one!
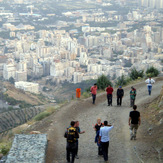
[97,74,112,90]
[9,77,15,84]
[115,75,129,86]
[129,68,144,80]
[146,66,159,77]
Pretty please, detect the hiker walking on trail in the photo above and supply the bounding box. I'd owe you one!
[117,86,124,106]
[130,87,136,107]
[90,83,97,104]
[94,118,103,156]
[145,77,155,95]
[74,121,85,159]
[64,121,79,163]
[98,121,113,162]
[129,105,141,140]
[106,85,114,106]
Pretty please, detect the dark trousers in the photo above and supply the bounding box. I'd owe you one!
[66,142,76,163]
[75,140,78,156]
[130,98,135,107]
[92,94,96,104]
[117,96,122,106]
[107,94,112,105]
[101,141,109,161]
[98,145,103,155]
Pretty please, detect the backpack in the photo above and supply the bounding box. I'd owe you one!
[66,127,76,143]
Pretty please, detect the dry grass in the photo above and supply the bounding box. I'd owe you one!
[4,82,46,105]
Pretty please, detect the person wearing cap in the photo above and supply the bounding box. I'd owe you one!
[145,77,155,95]
[116,86,124,106]
[90,83,98,104]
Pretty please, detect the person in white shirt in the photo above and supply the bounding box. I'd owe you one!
[98,121,113,162]
[145,77,155,95]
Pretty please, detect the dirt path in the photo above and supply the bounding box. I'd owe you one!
[42,78,163,163]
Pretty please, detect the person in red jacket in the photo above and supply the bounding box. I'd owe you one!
[106,85,114,106]
[90,83,98,104]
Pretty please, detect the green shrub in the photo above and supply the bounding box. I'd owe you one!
[97,74,112,90]
[0,144,11,155]
[130,68,144,80]
[85,86,91,92]
[9,77,15,84]
[34,112,51,121]
[82,92,91,98]
[116,75,127,86]
[146,66,159,77]
[8,106,14,110]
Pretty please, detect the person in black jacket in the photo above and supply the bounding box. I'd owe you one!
[64,121,79,163]
[117,86,124,106]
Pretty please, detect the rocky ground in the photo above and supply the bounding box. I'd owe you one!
[25,78,163,163]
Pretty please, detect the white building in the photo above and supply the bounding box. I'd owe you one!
[15,71,27,82]
[79,52,88,65]
[15,81,39,94]
[3,61,16,80]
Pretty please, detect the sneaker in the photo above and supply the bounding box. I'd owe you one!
[130,136,133,140]
[75,155,79,159]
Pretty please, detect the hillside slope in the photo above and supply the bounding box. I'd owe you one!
[16,77,163,163]
[3,82,47,106]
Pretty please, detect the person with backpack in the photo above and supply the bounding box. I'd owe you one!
[129,105,141,140]
[116,86,124,106]
[130,87,136,107]
[64,121,79,163]
[106,85,114,106]
[94,118,103,156]
[74,121,85,159]
[90,83,98,104]
[145,77,155,95]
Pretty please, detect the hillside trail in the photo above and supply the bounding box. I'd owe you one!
[43,78,163,163]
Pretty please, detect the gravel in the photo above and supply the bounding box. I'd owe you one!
[6,134,47,163]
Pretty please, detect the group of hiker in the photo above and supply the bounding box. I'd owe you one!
[64,105,141,163]
[64,77,154,163]
[90,77,155,106]
[90,83,136,107]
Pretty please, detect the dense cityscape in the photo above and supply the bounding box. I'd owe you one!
[0,1,163,162]
[0,0,163,95]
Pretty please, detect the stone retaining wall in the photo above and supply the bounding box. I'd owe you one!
[6,134,47,163]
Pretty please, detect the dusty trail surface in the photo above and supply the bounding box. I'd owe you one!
[36,78,163,163]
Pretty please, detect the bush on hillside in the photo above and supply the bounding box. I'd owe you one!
[0,143,11,155]
[85,86,91,92]
[129,68,144,80]
[9,77,15,84]
[97,74,112,90]
[146,66,159,77]
[115,75,131,86]
[82,92,91,98]
[34,112,50,121]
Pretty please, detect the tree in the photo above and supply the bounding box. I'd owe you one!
[115,75,128,86]
[97,74,112,90]
[9,77,15,84]
[146,66,159,77]
[129,68,144,80]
